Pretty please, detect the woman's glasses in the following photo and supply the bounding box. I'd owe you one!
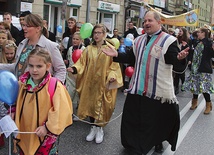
[93,31,103,35]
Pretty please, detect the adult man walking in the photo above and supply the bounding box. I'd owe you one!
[3,12,21,45]
[102,11,189,155]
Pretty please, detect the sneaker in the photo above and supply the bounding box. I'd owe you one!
[95,127,104,144]
[86,126,97,141]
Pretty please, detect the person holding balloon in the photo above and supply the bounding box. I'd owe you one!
[102,11,189,154]
[0,36,17,147]
[0,14,66,83]
[68,24,123,144]
[118,38,134,93]
[65,32,85,110]
[11,47,73,155]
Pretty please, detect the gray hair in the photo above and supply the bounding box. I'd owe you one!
[145,11,161,22]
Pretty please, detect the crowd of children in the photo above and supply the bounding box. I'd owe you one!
[0,29,17,148]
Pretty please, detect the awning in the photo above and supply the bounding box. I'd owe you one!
[97,8,119,13]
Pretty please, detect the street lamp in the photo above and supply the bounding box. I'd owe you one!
[61,0,68,34]
[86,0,90,22]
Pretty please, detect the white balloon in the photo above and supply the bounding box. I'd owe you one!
[62,37,69,48]
[126,33,134,40]
[137,28,143,35]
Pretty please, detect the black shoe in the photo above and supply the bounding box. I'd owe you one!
[174,87,179,95]
[155,143,163,153]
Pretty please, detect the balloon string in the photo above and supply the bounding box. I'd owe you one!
[72,112,123,125]
[0,131,57,139]
[172,61,190,74]
[1,112,123,136]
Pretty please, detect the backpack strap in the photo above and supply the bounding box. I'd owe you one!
[48,77,58,106]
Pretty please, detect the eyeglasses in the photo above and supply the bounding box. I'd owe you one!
[93,31,103,35]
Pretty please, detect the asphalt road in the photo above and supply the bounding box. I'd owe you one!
[1,75,214,155]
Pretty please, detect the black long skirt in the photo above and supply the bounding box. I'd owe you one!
[121,94,180,155]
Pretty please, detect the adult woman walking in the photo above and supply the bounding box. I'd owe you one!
[0,14,66,82]
[67,24,123,144]
[182,27,214,114]
[174,27,190,94]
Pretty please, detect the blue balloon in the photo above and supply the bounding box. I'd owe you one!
[57,25,62,33]
[124,38,133,47]
[0,71,19,105]
[119,45,126,53]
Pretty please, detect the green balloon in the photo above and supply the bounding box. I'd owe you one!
[80,23,93,39]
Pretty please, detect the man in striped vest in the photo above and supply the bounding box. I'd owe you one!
[102,11,189,155]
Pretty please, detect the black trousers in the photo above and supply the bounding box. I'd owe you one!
[174,72,185,88]
[121,94,180,155]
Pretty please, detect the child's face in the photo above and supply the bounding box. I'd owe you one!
[93,28,105,43]
[0,33,7,45]
[5,48,15,61]
[28,55,51,84]
[72,34,81,46]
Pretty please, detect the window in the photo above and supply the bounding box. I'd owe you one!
[43,5,49,22]
[73,8,77,16]
[69,8,78,20]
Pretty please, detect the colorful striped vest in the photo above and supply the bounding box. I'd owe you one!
[128,32,178,103]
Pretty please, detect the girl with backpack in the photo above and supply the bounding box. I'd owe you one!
[13,47,73,155]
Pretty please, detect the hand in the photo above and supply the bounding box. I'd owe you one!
[67,67,73,73]
[109,78,116,83]
[64,60,68,65]
[35,125,47,137]
[60,44,65,52]
[177,47,189,60]
[102,45,118,57]
[181,41,187,46]
[9,113,15,120]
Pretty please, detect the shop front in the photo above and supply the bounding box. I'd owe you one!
[97,1,120,34]
[44,0,82,38]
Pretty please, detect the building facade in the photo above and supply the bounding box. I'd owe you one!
[31,0,125,38]
[1,0,214,37]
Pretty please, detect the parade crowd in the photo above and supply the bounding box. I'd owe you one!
[0,10,214,155]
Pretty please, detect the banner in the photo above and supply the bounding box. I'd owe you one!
[148,5,199,27]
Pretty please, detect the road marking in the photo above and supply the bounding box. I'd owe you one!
[180,100,192,119]
[162,98,205,155]
[147,98,195,155]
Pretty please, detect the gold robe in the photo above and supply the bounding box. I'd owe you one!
[73,42,123,127]
[15,79,73,155]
